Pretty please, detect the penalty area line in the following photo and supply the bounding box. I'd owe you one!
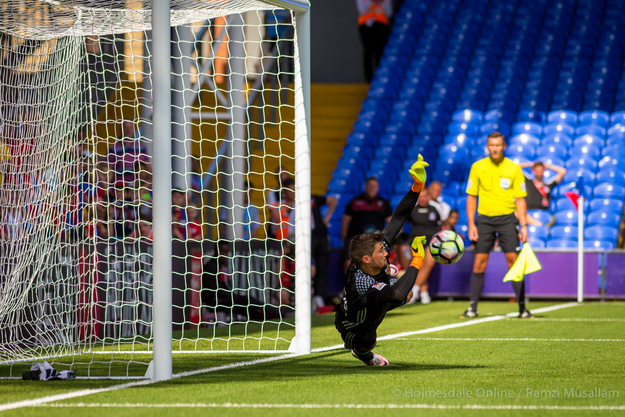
[35,402,625,411]
[0,302,581,412]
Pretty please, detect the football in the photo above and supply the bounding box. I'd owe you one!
[429,230,465,265]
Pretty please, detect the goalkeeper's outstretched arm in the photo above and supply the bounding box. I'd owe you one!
[377,237,426,305]
[382,154,429,245]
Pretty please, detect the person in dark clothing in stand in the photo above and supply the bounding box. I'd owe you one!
[335,155,429,366]
[519,161,567,211]
[341,177,393,272]
[311,194,338,306]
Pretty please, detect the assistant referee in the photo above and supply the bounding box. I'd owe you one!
[462,131,533,319]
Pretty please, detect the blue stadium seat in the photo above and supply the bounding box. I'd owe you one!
[444,133,475,148]
[536,155,565,168]
[607,124,625,142]
[448,122,480,136]
[442,182,461,197]
[550,225,579,240]
[542,133,573,148]
[547,110,578,126]
[346,132,377,148]
[601,144,625,159]
[565,157,598,171]
[579,110,610,127]
[506,143,536,159]
[480,121,511,136]
[587,210,621,228]
[595,170,625,187]
[585,226,619,242]
[569,144,601,160]
[455,223,472,247]
[452,109,483,125]
[554,210,578,225]
[528,238,546,249]
[554,196,587,212]
[517,110,547,124]
[594,183,625,199]
[563,168,595,184]
[597,156,625,172]
[512,122,543,137]
[508,133,541,147]
[573,134,605,148]
[547,239,578,249]
[536,144,568,160]
[575,125,607,138]
[528,225,548,241]
[610,111,625,126]
[584,240,615,251]
[527,210,552,225]
[543,123,576,137]
[590,198,624,214]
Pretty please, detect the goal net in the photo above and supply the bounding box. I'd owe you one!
[0,0,310,378]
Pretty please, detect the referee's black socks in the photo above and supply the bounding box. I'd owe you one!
[512,280,526,312]
[469,272,485,311]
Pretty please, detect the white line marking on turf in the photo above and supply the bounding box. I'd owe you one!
[515,318,625,322]
[0,302,581,412]
[35,402,625,411]
[395,337,625,342]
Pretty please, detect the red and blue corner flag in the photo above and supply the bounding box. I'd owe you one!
[564,177,585,210]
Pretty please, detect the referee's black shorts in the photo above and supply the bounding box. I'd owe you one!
[475,213,520,254]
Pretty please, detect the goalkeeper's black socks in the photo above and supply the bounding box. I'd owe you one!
[512,280,526,312]
[469,272,485,312]
[352,348,374,363]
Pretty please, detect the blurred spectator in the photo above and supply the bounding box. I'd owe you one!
[311,193,337,305]
[341,177,392,271]
[408,189,442,304]
[107,120,148,182]
[270,177,296,240]
[172,207,185,240]
[428,181,451,221]
[189,158,203,206]
[519,161,566,211]
[387,232,411,277]
[243,181,261,240]
[357,0,392,83]
[186,205,203,241]
[266,165,292,207]
[279,241,295,306]
[442,209,460,233]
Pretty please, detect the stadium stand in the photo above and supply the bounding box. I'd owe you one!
[327,0,625,250]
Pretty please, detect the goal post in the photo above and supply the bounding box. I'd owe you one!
[0,0,311,380]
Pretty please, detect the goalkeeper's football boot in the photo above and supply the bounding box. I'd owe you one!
[519,308,535,319]
[352,350,389,366]
[459,307,478,319]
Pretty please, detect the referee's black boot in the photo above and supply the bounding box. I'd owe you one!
[459,307,478,319]
[519,308,535,319]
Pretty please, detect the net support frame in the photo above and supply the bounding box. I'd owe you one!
[147,0,312,380]
[152,0,174,382]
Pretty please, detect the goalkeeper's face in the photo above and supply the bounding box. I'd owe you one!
[369,242,389,271]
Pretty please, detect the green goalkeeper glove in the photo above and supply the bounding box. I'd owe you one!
[409,154,429,192]
[409,236,427,270]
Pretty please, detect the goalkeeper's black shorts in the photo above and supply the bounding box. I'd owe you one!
[475,213,520,254]
[340,330,377,350]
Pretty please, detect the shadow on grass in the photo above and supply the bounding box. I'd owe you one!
[162,349,488,386]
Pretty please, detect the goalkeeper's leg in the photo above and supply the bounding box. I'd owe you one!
[343,331,388,366]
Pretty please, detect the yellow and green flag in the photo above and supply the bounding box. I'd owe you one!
[503,243,542,282]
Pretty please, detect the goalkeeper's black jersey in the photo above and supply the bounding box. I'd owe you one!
[334,187,421,335]
[335,255,407,334]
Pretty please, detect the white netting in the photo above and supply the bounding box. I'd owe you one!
[0,0,283,40]
[0,3,302,377]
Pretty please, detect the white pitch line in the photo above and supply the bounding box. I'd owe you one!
[0,302,581,412]
[515,318,625,322]
[35,402,625,411]
[313,302,581,353]
[395,337,625,342]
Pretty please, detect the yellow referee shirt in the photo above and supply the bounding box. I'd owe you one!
[466,157,527,217]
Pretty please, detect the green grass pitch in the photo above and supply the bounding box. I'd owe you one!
[1,301,624,416]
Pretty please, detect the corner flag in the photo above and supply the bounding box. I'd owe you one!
[503,243,542,282]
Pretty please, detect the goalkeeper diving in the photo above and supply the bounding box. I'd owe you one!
[334,155,429,366]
